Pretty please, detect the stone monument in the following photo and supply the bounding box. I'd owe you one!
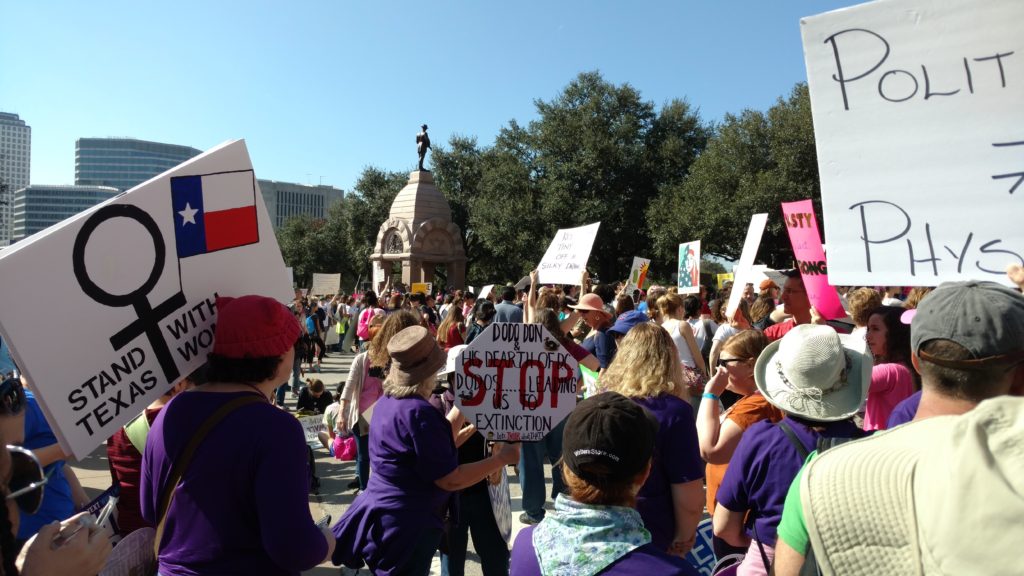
[369,147,466,292]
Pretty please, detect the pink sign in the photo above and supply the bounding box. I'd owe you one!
[781,200,846,320]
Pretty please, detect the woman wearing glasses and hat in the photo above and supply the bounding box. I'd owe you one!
[332,326,520,576]
[0,377,111,575]
[712,325,871,575]
[571,293,617,373]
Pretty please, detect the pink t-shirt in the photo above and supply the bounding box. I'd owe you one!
[863,362,915,431]
[358,369,383,414]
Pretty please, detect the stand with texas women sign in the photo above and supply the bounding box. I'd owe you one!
[453,323,579,442]
[0,140,292,459]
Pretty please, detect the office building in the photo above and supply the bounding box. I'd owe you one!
[258,179,344,229]
[11,185,119,243]
[1,113,31,247]
[75,138,201,192]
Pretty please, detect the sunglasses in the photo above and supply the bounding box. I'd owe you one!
[6,445,50,515]
[0,378,25,415]
[717,357,749,368]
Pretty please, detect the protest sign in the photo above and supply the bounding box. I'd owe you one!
[479,284,495,301]
[372,263,385,292]
[454,323,579,442]
[683,519,716,576]
[624,257,651,293]
[782,200,847,319]
[677,241,701,294]
[537,222,601,285]
[802,0,1023,286]
[579,364,600,399]
[411,282,432,295]
[310,273,341,296]
[297,414,327,445]
[725,214,769,319]
[0,140,291,459]
[716,273,734,290]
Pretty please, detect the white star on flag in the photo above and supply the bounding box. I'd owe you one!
[178,203,198,226]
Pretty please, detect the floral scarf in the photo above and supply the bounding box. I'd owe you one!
[532,494,651,576]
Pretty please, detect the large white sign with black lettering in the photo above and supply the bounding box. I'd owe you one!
[454,323,578,442]
[802,0,1023,286]
[0,140,292,458]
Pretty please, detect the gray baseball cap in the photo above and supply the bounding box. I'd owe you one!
[911,281,1024,368]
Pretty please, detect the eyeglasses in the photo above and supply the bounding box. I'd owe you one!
[0,378,25,415]
[6,445,51,514]
[717,357,748,368]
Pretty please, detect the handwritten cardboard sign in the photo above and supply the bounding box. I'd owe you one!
[624,257,651,293]
[781,200,846,319]
[802,0,1023,286]
[725,214,768,319]
[537,222,601,285]
[0,140,291,459]
[297,414,328,444]
[310,273,341,296]
[454,323,579,442]
[677,241,702,294]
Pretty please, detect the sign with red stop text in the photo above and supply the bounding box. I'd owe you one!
[454,323,578,442]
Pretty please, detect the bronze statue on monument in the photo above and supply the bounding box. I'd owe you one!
[416,124,431,171]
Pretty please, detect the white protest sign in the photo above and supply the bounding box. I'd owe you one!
[802,0,1023,286]
[310,273,341,296]
[624,257,651,293]
[372,263,385,292]
[479,284,495,301]
[725,214,769,319]
[0,140,291,459]
[454,323,579,442]
[297,415,327,444]
[537,222,601,285]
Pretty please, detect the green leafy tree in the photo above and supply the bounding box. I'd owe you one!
[342,167,408,281]
[647,83,819,269]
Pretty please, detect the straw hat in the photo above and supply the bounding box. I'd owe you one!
[802,396,1024,575]
[754,324,871,421]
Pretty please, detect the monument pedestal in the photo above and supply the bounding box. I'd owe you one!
[369,171,466,293]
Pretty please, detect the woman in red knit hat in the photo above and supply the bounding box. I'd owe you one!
[140,295,335,576]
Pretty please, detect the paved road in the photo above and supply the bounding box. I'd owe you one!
[70,350,550,576]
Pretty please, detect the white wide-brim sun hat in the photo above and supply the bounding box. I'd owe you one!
[754,324,872,422]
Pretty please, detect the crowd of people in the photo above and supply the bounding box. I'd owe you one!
[0,261,1020,576]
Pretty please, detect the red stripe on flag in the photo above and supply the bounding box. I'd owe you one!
[205,205,259,252]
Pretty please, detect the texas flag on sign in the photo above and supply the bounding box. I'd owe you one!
[171,170,260,258]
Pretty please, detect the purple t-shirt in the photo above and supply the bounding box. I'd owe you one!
[886,390,922,428]
[331,394,459,575]
[510,525,698,576]
[716,417,862,546]
[632,395,705,551]
[140,391,326,575]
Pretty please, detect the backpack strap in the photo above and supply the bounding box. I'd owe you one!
[153,394,265,556]
[124,411,151,455]
[777,421,811,460]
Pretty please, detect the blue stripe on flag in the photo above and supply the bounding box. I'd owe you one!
[171,175,207,258]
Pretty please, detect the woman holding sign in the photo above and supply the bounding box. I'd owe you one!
[332,326,520,576]
[602,323,704,557]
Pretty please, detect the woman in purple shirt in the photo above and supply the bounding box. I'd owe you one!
[712,325,871,575]
[141,295,334,576]
[601,323,704,557]
[332,326,519,576]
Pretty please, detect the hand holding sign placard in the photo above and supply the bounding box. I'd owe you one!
[802,0,1023,286]
[0,140,291,459]
[454,323,578,442]
[537,223,601,285]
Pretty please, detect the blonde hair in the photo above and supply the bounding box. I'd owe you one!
[368,310,421,368]
[383,375,434,399]
[602,323,685,399]
[656,293,684,318]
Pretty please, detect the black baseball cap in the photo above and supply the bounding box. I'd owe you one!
[561,392,659,483]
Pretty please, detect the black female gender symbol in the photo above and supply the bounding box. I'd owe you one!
[72,204,186,382]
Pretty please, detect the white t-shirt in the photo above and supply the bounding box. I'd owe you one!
[688,318,718,352]
[712,323,741,344]
[662,319,697,368]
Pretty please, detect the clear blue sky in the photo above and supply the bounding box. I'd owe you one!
[2,1,859,192]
